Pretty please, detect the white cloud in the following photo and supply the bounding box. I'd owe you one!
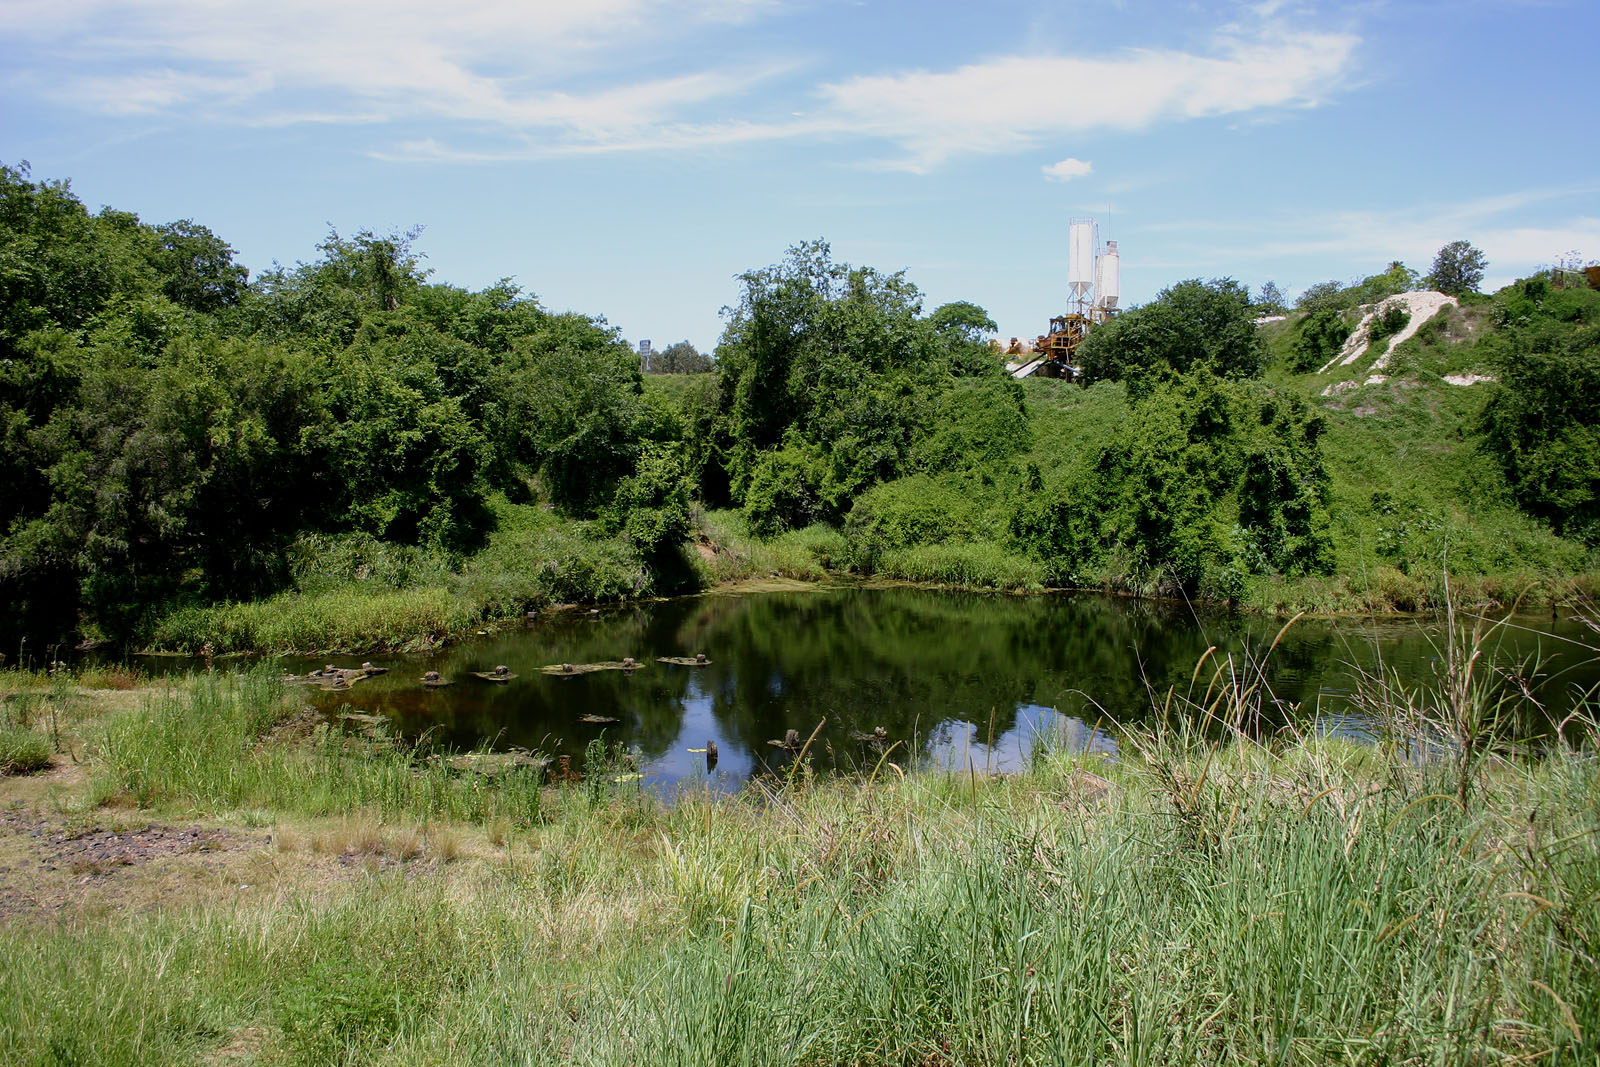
[7,0,771,132]
[8,3,1360,169]
[1042,157,1093,182]
[816,27,1357,171]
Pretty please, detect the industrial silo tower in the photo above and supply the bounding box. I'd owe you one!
[1013,216,1121,380]
[1067,217,1098,314]
[1094,239,1120,323]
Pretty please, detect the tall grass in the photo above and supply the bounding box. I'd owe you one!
[694,509,844,583]
[4,625,1598,1064]
[92,668,545,826]
[145,505,654,654]
[7,727,1597,1064]
[871,541,1045,591]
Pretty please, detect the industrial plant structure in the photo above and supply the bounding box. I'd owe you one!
[1006,217,1119,380]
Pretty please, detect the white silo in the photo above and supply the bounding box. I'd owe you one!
[1068,217,1098,310]
[1095,240,1120,314]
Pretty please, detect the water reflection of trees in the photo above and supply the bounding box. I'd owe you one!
[316,590,1595,781]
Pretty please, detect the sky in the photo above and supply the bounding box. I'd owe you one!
[3,0,1596,351]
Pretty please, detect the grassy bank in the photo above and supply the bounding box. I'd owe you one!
[140,499,665,655]
[1,626,1598,1065]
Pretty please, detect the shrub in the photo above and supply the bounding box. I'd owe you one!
[0,726,50,774]
[1290,308,1352,372]
[1367,300,1411,346]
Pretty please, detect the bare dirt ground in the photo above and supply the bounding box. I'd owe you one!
[0,806,262,922]
[0,752,485,927]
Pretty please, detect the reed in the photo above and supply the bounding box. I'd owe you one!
[91,667,545,827]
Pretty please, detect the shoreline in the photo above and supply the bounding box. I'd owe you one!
[119,563,1597,659]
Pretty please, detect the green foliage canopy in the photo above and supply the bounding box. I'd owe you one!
[1427,241,1487,296]
[1076,278,1266,387]
[1480,287,1600,541]
[710,241,1002,533]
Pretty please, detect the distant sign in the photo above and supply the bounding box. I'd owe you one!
[639,339,652,355]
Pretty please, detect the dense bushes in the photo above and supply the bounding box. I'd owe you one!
[1009,372,1332,596]
[1077,277,1266,385]
[709,241,999,523]
[1289,307,1351,372]
[0,165,662,646]
[1480,319,1600,542]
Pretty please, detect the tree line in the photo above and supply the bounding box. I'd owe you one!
[3,162,1591,649]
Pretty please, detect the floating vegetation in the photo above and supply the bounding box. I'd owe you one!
[539,659,646,676]
[470,665,517,683]
[287,664,381,691]
[657,653,711,667]
[429,749,547,776]
[578,714,618,724]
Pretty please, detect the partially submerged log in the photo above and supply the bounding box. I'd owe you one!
[289,664,380,691]
[657,653,711,667]
[539,660,648,676]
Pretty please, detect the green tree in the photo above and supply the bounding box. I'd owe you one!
[1076,278,1266,386]
[1289,308,1351,372]
[649,340,714,374]
[1480,320,1600,540]
[928,300,1000,376]
[1253,281,1287,316]
[153,220,248,312]
[1426,241,1487,296]
[711,240,961,514]
[1294,280,1347,313]
[1351,261,1420,305]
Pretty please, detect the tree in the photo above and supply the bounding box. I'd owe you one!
[927,300,1000,376]
[1295,280,1346,313]
[1254,281,1287,316]
[154,220,248,312]
[1480,320,1600,540]
[1289,308,1351,372]
[927,300,996,343]
[1077,277,1266,386]
[649,340,714,374]
[713,240,949,508]
[1426,241,1487,296]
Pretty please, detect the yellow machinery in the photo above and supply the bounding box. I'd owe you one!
[1030,313,1088,379]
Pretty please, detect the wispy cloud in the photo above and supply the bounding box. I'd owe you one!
[7,0,773,131]
[816,26,1358,171]
[1140,185,1600,289]
[8,3,1360,170]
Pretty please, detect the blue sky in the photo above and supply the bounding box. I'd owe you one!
[4,0,1595,351]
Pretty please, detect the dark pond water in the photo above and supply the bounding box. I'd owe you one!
[276,585,1600,796]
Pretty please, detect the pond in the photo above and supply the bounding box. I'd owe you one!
[282,585,1598,795]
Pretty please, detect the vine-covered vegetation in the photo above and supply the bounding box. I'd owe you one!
[2,164,1596,652]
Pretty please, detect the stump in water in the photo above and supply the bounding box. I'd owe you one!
[769,729,803,750]
[706,739,719,770]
